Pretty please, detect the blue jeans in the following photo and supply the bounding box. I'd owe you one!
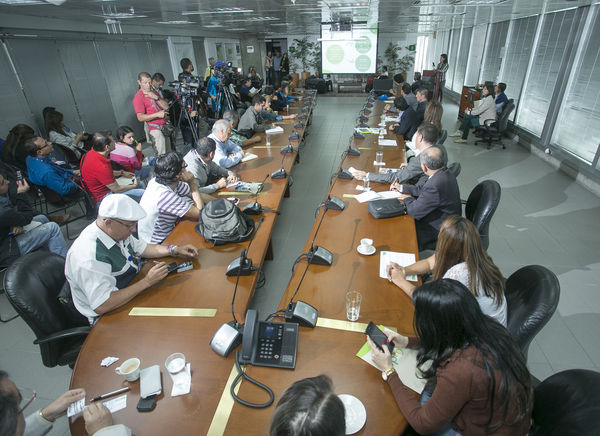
[419,388,457,436]
[15,215,68,258]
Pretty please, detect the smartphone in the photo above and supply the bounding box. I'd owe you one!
[365,322,394,353]
[136,394,157,412]
[16,171,23,182]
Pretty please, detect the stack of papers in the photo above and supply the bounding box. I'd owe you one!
[354,190,403,203]
[241,153,258,162]
[384,116,398,122]
[115,176,135,186]
[355,127,384,135]
[266,126,284,134]
[379,251,417,281]
[379,139,397,146]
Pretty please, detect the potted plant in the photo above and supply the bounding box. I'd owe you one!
[289,37,317,87]
[383,42,415,78]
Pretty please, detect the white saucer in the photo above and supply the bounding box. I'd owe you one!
[338,394,367,434]
[357,244,376,255]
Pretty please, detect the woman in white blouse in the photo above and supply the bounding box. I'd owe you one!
[386,215,507,326]
[45,109,89,159]
[450,83,497,144]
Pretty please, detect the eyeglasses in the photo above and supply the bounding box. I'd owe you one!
[18,391,37,414]
[37,140,52,151]
[112,219,137,231]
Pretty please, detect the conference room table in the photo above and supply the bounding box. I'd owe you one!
[69,93,420,435]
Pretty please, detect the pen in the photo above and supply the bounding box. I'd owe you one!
[92,387,130,402]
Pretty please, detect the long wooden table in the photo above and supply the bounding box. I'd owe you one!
[69,94,419,435]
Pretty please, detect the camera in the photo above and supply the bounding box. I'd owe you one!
[168,79,200,96]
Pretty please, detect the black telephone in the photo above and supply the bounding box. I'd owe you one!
[240,309,298,369]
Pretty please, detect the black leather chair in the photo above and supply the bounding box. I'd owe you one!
[3,252,90,368]
[475,99,515,149]
[505,265,560,362]
[464,180,501,250]
[530,369,600,435]
[447,162,461,179]
[436,129,448,145]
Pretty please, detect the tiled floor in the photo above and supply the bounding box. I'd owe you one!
[1,95,599,435]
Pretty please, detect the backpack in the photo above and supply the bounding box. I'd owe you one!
[195,198,254,245]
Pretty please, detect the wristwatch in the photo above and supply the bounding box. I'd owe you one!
[382,367,396,381]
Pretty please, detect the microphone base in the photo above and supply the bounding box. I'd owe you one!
[363,109,371,115]
[359,116,368,123]
[271,168,287,179]
[353,132,365,139]
[288,133,300,140]
[226,256,253,276]
[307,246,333,266]
[243,202,262,215]
[294,122,304,129]
[357,123,369,128]
[285,301,318,328]
[280,145,295,154]
[337,168,353,179]
[347,146,361,156]
[210,321,242,357]
[325,196,345,211]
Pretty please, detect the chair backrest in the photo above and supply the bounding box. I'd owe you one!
[436,129,448,145]
[52,142,81,167]
[3,252,88,366]
[530,369,600,435]
[496,99,515,132]
[505,265,560,361]
[465,179,501,250]
[447,162,461,179]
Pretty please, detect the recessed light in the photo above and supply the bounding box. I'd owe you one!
[156,20,195,24]
[183,8,253,15]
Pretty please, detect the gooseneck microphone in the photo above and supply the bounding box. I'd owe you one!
[243,174,269,215]
[346,135,361,156]
[271,154,287,179]
[226,217,265,277]
[305,204,333,266]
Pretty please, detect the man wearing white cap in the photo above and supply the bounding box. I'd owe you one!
[65,194,199,325]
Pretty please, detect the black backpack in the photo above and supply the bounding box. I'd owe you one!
[195,198,254,245]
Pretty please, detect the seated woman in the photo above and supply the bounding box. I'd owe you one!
[45,109,89,159]
[110,126,153,183]
[367,279,533,436]
[138,152,208,244]
[450,84,496,143]
[248,67,263,89]
[270,375,345,436]
[386,215,507,325]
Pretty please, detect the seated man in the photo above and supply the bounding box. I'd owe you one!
[184,137,238,194]
[261,96,297,122]
[24,136,79,196]
[65,194,198,325]
[415,88,429,124]
[80,131,145,203]
[394,147,461,251]
[138,152,207,244]
[352,124,443,187]
[222,110,262,148]
[388,97,419,141]
[0,174,68,268]
[411,72,423,94]
[239,78,257,104]
[495,82,508,114]
[208,120,245,168]
[401,83,418,111]
[0,370,130,435]
[237,94,268,134]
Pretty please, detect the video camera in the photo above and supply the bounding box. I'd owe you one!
[214,61,243,88]
[168,78,201,96]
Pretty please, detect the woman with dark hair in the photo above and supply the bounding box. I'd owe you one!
[45,110,89,158]
[270,375,345,436]
[387,215,507,325]
[368,279,533,436]
[110,125,153,182]
[450,83,496,143]
[423,101,443,131]
[435,54,449,102]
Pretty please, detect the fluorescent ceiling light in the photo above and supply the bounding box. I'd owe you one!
[0,0,45,4]
[229,28,247,31]
[93,13,148,19]
[183,8,253,15]
[227,17,279,22]
[203,23,224,28]
[156,20,195,24]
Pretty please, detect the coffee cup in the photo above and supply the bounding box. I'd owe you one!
[115,358,140,382]
[360,238,373,251]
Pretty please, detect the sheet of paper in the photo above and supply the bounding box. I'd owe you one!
[249,87,257,94]
[67,399,85,418]
[115,176,135,186]
[405,141,416,151]
[354,190,381,203]
[384,116,398,122]
[226,181,242,189]
[265,126,284,134]
[103,394,127,413]
[379,139,397,146]
[241,153,258,162]
[379,251,417,281]
[377,190,403,199]
[356,334,430,394]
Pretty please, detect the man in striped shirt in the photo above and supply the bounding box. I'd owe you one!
[138,152,207,243]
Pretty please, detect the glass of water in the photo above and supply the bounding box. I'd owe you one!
[375,151,384,165]
[346,290,362,321]
[266,133,271,146]
[362,174,370,191]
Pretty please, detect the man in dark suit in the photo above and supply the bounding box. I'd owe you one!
[388,97,419,141]
[415,87,429,124]
[395,146,461,251]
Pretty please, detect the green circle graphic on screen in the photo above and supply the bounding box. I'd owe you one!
[326,45,344,64]
[369,23,378,35]
[355,36,371,53]
[355,55,371,72]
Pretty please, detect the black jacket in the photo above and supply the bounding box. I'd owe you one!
[0,193,34,267]
[393,107,420,141]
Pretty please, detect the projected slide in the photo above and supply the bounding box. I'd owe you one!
[321,24,378,74]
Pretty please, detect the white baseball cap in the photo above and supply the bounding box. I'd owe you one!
[98,194,146,221]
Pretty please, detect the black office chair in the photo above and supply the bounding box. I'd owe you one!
[530,369,600,435]
[464,180,501,250]
[3,252,90,368]
[475,99,515,149]
[505,265,560,362]
[447,162,461,179]
[436,129,448,145]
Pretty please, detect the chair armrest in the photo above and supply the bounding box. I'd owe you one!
[33,326,91,345]
[484,119,496,128]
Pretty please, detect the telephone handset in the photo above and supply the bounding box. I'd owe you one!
[239,309,298,369]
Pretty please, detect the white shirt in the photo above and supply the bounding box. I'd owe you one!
[65,222,147,325]
[443,262,508,326]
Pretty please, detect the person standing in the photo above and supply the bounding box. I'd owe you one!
[132,72,170,156]
[435,54,449,102]
[273,50,282,88]
[264,51,273,86]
